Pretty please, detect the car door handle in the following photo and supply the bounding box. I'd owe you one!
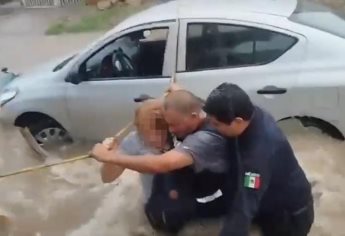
[257,86,287,95]
[133,94,154,103]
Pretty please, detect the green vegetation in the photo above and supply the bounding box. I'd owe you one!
[0,0,12,4]
[46,3,153,35]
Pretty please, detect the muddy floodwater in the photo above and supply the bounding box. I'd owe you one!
[0,119,345,236]
[1,4,345,235]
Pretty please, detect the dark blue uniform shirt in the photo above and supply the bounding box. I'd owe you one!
[220,106,312,236]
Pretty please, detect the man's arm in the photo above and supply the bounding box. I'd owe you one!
[113,150,194,173]
[91,127,228,174]
[100,164,125,183]
[99,131,139,182]
[91,143,194,174]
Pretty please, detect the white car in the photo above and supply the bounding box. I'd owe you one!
[1,0,345,147]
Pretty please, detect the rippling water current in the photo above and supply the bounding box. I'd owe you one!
[0,119,344,236]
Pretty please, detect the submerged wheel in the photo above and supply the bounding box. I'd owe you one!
[27,119,73,147]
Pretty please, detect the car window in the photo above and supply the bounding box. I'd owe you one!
[83,28,169,80]
[186,23,297,71]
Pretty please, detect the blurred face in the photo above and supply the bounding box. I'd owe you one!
[140,116,168,150]
[207,116,245,137]
[142,128,168,150]
[164,109,200,139]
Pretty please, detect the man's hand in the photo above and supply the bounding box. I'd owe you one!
[90,143,117,163]
[102,137,118,150]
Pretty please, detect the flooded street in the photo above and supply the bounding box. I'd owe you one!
[1,120,345,236]
[280,120,345,236]
[1,4,345,236]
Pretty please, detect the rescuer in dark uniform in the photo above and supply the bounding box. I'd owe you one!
[203,82,314,236]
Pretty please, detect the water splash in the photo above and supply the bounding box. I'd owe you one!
[1,119,345,236]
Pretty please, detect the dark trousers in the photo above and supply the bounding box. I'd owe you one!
[145,195,227,234]
[196,195,228,219]
[255,198,314,236]
[144,173,227,234]
[144,172,195,234]
[144,194,195,234]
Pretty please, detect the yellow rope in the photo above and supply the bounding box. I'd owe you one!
[0,121,133,179]
[0,155,90,178]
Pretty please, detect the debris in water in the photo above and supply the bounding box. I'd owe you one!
[0,211,12,236]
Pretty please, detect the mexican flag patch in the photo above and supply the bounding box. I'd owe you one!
[244,172,261,189]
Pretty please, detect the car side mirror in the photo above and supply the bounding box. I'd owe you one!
[65,65,83,85]
[65,72,82,85]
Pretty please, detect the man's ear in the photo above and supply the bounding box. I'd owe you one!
[191,112,200,119]
[233,117,244,123]
[191,110,206,119]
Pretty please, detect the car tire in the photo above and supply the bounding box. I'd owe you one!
[27,119,73,147]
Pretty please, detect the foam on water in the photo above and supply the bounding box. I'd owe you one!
[1,120,345,236]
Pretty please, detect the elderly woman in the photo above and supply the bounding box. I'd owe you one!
[100,98,172,203]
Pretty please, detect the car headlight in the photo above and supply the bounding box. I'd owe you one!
[0,89,17,107]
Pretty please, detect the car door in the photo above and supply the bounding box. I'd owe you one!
[175,18,307,121]
[65,21,178,141]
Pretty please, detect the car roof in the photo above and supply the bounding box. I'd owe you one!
[112,0,297,32]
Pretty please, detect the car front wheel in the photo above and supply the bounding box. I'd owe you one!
[27,119,73,149]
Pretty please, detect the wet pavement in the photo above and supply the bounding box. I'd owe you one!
[0,5,102,72]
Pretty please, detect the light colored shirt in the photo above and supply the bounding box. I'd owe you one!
[118,131,162,203]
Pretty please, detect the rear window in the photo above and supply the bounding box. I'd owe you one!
[289,0,345,39]
[186,23,297,71]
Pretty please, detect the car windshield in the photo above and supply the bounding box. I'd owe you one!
[53,54,76,72]
[289,0,345,39]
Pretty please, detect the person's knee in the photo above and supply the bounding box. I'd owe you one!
[144,198,195,234]
[144,206,186,233]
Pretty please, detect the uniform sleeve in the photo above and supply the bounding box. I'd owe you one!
[219,145,273,236]
[174,131,228,173]
[118,131,142,155]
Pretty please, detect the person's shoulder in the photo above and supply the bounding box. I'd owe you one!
[179,124,230,157]
[256,106,275,124]
[176,122,230,173]
[257,106,285,139]
[119,130,145,155]
[122,130,141,144]
[186,125,227,145]
[255,106,291,152]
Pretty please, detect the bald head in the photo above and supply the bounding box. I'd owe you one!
[163,90,205,138]
[164,90,204,114]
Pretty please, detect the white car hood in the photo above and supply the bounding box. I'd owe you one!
[0,71,16,93]
[4,53,75,89]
